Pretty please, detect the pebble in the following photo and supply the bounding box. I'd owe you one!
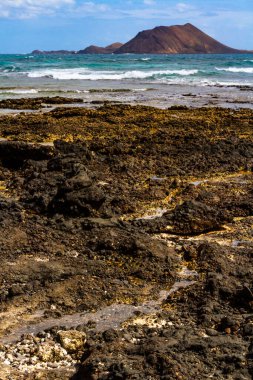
[244,323,253,335]
[206,328,219,336]
[6,353,14,361]
[0,330,80,373]
[48,362,59,368]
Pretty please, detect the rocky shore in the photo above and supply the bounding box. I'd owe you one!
[0,100,252,379]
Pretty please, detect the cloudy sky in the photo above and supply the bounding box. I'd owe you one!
[0,0,252,53]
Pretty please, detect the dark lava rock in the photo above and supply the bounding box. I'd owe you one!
[132,200,233,235]
[76,325,251,380]
[20,141,108,216]
[0,199,23,225]
[0,141,52,169]
[165,200,232,234]
[0,106,252,380]
[0,96,83,110]
[244,323,253,336]
[49,183,106,217]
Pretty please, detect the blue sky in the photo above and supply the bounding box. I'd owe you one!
[0,0,252,53]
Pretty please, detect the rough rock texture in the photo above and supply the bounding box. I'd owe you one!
[0,96,83,110]
[58,330,86,353]
[0,103,252,379]
[116,23,246,54]
[164,200,232,234]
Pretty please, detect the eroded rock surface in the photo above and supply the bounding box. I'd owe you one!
[0,104,252,379]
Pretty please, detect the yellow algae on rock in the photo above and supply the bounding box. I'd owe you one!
[37,343,67,362]
[57,330,86,353]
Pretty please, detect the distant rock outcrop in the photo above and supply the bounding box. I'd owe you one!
[31,24,249,55]
[116,23,246,54]
[32,50,76,55]
[78,42,123,54]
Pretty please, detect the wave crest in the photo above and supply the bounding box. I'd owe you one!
[27,68,199,80]
[216,67,253,74]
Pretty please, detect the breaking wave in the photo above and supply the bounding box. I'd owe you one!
[216,67,253,74]
[27,68,199,80]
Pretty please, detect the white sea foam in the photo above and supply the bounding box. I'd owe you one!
[197,79,251,87]
[2,66,16,73]
[0,89,38,94]
[27,68,199,81]
[132,88,149,92]
[156,77,252,87]
[133,58,151,61]
[216,67,253,74]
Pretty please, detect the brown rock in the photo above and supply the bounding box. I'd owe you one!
[78,42,123,54]
[57,330,86,353]
[37,343,66,362]
[116,23,247,54]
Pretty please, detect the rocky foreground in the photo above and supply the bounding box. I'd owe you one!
[0,102,252,379]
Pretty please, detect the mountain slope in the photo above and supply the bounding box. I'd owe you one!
[116,23,245,54]
[78,42,123,54]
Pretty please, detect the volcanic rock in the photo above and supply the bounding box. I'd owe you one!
[78,42,123,54]
[116,23,246,54]
[164,200,232,234]
[57,330,86,353]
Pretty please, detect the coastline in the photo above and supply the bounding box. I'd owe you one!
[1,52,253,110]
[0,101,252,379]
[0,82,253,112]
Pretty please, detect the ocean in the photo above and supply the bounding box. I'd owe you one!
[0,53,253,108]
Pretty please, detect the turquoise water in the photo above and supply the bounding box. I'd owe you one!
[0,53,253,107]
[1,53,253,84]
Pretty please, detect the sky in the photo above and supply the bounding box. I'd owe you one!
[0,0,252,53]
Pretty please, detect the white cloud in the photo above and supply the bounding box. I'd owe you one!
[0,0,112,18]
[0,0,253,37]
[74,2,109,14]
[143,0,156,5]
[0,0,74,6]
[175,3,192,13]
[118,2,199,20]
[0,0,75,18]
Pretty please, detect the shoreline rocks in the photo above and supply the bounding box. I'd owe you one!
[0,104,252,379]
